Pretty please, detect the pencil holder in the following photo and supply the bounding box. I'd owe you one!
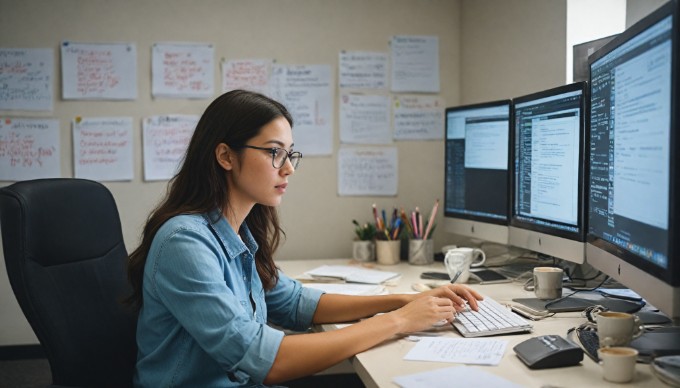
[352,240,375,262]
[408,239,434,265]
[375,240,400,265]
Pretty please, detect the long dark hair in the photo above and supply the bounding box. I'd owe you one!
[125,90,293,310]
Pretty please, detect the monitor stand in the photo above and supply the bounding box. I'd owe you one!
[561,261,599,288]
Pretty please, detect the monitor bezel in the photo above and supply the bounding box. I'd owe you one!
[443,99,512,227]
[586,0,679,287]
[509,81,588,243]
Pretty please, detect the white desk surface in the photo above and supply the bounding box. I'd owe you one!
[277,258,662,388]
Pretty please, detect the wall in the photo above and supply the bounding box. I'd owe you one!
[626,0,668,27]
[0,0,462,346]
[459,0,568,104]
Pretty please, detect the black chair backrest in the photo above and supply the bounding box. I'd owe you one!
[0,178,137,387]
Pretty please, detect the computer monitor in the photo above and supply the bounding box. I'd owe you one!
[509,82,587,264]
[443,100,511,245]
[586,0,680,322]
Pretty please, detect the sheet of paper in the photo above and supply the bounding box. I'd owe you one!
[394,365,523,388]
[390,35,439,93]
[73,116,133,181]
[305,265,399,284]
[403,337,507,366]
[393,95,444,140]
[270,64,333,156]
[61,42,137,100]
[339,51,388,90]
[221,58,272,96]
[338,147,398,196]
[143,114,198,181]
[0,118,60,180]
[0,48,54,111]
[303,283,386,296]
[340,93,391,144]
[152,43,214,99]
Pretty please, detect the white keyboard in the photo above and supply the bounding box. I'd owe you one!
[452,296,533,337]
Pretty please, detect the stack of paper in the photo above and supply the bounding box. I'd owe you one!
[303,283,386,296]
[304,265,400,284]
[403,337,508,365]
[394,366,523,388]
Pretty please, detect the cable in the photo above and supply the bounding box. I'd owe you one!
[544,275,611,310]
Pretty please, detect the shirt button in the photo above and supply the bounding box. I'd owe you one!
[243,276,246,281]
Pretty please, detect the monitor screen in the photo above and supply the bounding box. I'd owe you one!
[509,82,587,263]
[586,0,679,320]
[444,101,511,244]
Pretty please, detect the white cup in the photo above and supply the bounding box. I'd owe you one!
[444,247,485,283]
[441,244,458,255]
[596,311,645,347]
[533,267,563,300]
[375,240,400,265]
[598,346,638,383]
[352,240,375,262]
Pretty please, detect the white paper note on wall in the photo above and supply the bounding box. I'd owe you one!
[390,35,439,93]
[143,114,198,181]
[0,118,60,180]
[152,42,215,99]
[338,147,398,196]
[61,42,137,100]
[0,48,54,111]
[73,117,133,181]
[151,43,215,98]
[393,95,444,140]
[221,58,271,96]
[270,64,333,156]
[339,51,388,90]
[340,93,391,144]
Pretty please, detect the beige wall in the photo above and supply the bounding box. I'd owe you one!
[0,0,462,346]
[627,0,668,27]
[460,0,568,104]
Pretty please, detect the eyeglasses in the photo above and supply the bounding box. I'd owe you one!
[237,145,302,170]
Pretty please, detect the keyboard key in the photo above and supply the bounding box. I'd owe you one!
[453,297,533,338]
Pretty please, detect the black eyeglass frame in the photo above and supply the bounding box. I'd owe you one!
[236,145,302,169]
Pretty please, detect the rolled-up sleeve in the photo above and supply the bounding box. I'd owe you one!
[149,226,283,383]
[266,271,324,331]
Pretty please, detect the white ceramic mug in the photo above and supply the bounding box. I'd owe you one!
[598,346,638,383]
[444,247,485,283]
[533,267,563,300]
[596,311,645,347]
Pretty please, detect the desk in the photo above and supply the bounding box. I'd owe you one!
[277,258,662,388]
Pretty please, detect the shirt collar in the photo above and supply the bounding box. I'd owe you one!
[206,209,259,258]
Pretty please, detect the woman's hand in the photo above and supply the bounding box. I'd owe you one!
[416,284,483,312]
[389,295,456,333]
[388,284,483,333]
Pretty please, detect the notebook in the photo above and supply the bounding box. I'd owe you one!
[304,265,400,284]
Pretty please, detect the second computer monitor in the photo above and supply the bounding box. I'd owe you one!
[444,100,511,245]
[509,82,587,264]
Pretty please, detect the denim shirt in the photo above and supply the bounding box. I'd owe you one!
[134,210,324,387]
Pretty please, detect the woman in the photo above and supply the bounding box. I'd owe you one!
[126,89,482,387]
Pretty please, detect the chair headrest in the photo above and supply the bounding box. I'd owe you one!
[0,178,125,266]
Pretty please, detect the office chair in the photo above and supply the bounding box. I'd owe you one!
[0,178,137,387]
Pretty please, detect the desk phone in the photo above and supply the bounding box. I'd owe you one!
[513,335,583,369]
